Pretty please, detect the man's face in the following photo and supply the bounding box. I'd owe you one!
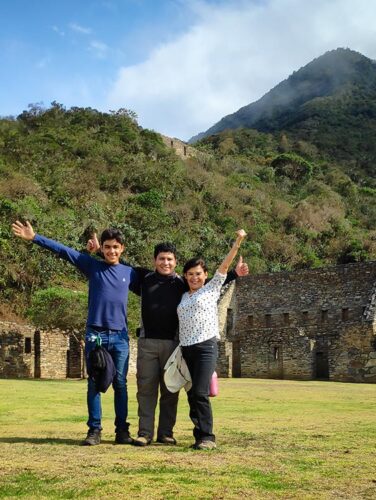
[154,252,177,276]
[101,239,124,265]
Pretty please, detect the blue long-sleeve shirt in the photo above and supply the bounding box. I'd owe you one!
[33,234,136,331]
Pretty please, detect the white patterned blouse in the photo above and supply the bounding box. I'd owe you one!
[177,271,226,346]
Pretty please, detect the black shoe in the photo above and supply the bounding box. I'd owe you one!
[156,436,177,445]
[115,428,134,445]
[81,428,101,446]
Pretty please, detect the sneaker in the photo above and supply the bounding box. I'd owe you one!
[115,428,133,445]
[196,440,216,450]
[81,428,101,446]
[133,435,152,447]
[156,436,177,445]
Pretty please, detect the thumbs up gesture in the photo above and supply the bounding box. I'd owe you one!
[235,255,249,277]
[87,233,100,253]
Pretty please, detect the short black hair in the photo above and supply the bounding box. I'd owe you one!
[183,257,208,274]
[100,228,125,245]
[154,242,177,259]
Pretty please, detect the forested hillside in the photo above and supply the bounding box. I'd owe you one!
[191,49,376,187]
[0,103,375,331]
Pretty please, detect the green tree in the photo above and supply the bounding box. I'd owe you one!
[28,287,87,335]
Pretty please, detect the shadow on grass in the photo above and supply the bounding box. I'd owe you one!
[0,437,113,446]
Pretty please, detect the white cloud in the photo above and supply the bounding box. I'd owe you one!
[106,0,376,140]
[69,23,92,35]
[89,40,109,59]
[52,25,65,36]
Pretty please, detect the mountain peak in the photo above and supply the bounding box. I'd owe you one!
[190,48,376,143]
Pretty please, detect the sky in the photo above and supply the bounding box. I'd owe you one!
[2,0,376,140]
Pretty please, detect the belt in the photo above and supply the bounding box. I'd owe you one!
[88,325,121,333]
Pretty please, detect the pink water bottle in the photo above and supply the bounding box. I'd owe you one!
[209,371,218,397]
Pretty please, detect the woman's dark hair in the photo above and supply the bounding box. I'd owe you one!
[183,258,208,274]
[100,228,125,245]
[154,242,177,259]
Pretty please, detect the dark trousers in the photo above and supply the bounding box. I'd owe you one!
[136,338,179,440]
[182,337,218,443]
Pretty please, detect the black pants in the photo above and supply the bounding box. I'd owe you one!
[182,337,218,443]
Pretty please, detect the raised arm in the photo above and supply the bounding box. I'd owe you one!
[12,220,92,276]
[218,229,247,275]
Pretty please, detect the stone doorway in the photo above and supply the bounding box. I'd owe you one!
[232,340,241,377]
[268,344,283,379]
[315,351,329,379]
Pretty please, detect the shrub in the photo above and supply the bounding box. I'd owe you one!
[135,189,164,209]
[28,287,87,333]
[270,153,314,182]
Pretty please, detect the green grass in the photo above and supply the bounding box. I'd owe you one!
[0,378,375,499]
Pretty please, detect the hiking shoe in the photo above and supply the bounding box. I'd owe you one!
[115,428,133,445]
[81,428,101,446]
[196,440,216,450]
[156,436,177,445]
[133,436,152,447]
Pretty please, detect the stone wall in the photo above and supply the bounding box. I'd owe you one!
[0,321,35,378]
[129,337,137,375]
[217,283,236,377]
[37,330,70,378]
[160,135,195,158]
[227,261,376,382]
[0,320,138,380]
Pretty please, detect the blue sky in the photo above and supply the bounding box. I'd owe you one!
[2,0,376,140]
[1,0,192,114]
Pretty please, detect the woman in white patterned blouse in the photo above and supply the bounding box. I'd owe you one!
[177,229,246,450]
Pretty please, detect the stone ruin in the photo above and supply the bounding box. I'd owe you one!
[217,261,376,383]
[0,321,84,379]
[0,321,137,379]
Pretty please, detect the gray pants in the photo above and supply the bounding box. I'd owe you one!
[136,338,179,440]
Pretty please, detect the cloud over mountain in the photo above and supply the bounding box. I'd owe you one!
[106,0,376,140]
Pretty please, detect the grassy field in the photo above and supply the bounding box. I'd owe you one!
[0,377,375,499]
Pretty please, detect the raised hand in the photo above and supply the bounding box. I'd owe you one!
[235,255,249,277]
[218,229,247,275]
[236,229,247,239]
[86,233,100,253]
[11,220,35,241]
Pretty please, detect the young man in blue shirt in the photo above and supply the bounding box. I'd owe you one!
[12,220,137,446]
